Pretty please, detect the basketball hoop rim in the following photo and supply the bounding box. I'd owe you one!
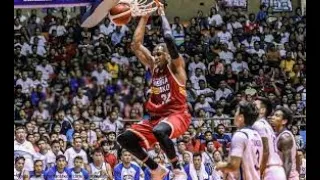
[109,9,132,20]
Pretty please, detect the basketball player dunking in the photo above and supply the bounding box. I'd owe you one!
[253,97,286,180]
[216,102,263,180]
[117,4,191,180]
[271,107,300,180]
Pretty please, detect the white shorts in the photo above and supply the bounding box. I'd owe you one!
[263,166,286,180]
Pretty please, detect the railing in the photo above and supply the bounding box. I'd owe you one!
[14,115,306,129]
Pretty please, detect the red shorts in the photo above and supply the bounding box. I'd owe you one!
[128,112,191,150]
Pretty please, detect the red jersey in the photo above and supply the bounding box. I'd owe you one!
[145,65,188,117]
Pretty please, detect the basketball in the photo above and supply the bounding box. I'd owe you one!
[109,3,132,26]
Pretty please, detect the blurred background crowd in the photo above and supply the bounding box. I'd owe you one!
[14,1,306,179]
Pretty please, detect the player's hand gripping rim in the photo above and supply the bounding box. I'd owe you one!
[156,1,165,16]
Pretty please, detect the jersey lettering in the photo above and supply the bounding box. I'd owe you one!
[146,65,188,116]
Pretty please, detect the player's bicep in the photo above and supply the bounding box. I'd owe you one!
[132,44,154,68]
[278,134,293,153]
[139,45,153,60]
[278,134,293,160]
[171,55,185,69]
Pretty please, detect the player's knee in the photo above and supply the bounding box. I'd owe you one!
[117,131,131,145]
[116,133,126,145]
[153,128,165,139]
[153,124,171,139]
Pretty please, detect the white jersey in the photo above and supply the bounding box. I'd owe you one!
[71,170,86,180]
[252,118,283,166]
[55,170,69,180]
[177,151,193,164]
[64,148,88,168]
[276,130,299,179]
[14,140,36,171]
[30,176,45,180]
[29,173,45,180]
[229,127,263,180]
[89,162,108,180]
[201,151,214,172]
[35,150,56,170]
[14,168,25,180]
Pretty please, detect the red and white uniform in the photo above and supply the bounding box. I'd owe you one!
[129,65,191,149]
[229,127,263,180]
[276,130,299,180]
[253,118,286,180]
[145,65,188,116]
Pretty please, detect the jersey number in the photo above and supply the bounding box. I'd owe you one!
[160,92,171,104]
[254,150,260,171]
[272,136,278,153]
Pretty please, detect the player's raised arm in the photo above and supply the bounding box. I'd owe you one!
[131,15,154,68]
[278,133,294,178]
[158,5,185,70]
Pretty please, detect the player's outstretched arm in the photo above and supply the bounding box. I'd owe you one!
[216,156,241,173]
[158,5,185,70]
[278,133,293,178]
[131,15,154,69]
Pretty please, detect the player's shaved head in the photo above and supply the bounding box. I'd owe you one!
[154,43,168,53]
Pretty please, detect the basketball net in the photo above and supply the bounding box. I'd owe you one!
[119,0,160,17]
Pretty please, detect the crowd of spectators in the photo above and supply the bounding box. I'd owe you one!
[14,3,306,180]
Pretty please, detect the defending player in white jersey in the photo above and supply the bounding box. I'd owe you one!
[216,102,263,180]
[270,106,300,180]
[253,97,286,180]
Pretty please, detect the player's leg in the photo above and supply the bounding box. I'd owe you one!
[117,121,168,179]
[152,122,180,169]
[117,121,159,169]
[117,130,158,169]
[153,113,191,179]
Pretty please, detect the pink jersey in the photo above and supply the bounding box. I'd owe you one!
[230,128,263,180]
[253,118,283,166]
[276,130,299,180]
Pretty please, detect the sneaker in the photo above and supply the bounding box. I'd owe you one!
[150,165,169,180]
[172,168,187,180]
